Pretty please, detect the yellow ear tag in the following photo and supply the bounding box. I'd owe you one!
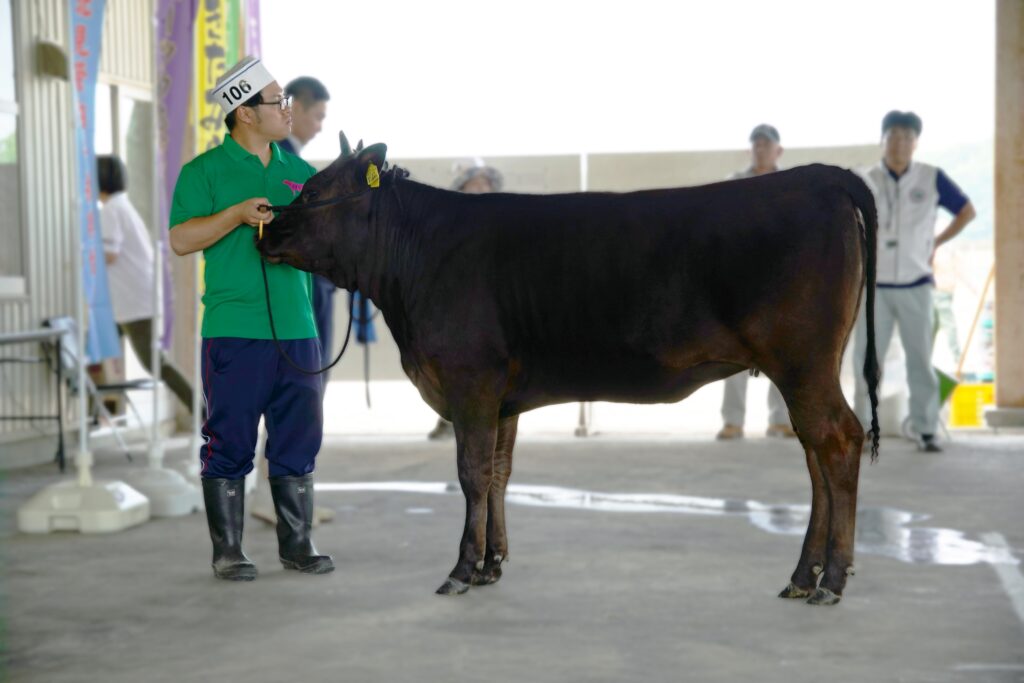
[366,162,380,188]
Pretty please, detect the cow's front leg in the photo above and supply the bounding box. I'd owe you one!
[436,413,498,596]
[472,415,518,586]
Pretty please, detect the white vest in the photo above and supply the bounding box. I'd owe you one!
[860,161,939,286]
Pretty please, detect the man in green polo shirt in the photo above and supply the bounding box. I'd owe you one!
[170,56,332,581]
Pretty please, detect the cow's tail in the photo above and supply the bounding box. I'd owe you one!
[842,170,880,462]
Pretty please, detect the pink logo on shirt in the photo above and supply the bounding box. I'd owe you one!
[282,179,304,195]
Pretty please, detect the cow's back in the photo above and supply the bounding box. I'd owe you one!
[459,166,860,346]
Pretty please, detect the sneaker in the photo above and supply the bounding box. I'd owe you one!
[766,423,797,438]
[428,418,455,441]
[716,424,744,440]
[918,434,942,453]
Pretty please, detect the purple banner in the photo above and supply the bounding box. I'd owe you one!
[70,0,120,361]
[246,0,261,57]
[157,0,197,348]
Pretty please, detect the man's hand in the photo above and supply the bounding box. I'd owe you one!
[171,197,275,256]
[236,198,274,228]
[933,201,976,256]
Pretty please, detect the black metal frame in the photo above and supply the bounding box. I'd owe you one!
[0,328,68,471]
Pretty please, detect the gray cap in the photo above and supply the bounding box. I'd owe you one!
[451,161,503,192]
[749,123,780,143]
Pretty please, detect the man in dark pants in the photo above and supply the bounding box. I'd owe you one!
[279,76,336,376]
[169,57,333,581]
[244,75,338,529]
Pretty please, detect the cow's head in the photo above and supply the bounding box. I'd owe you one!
[257,131,387,290]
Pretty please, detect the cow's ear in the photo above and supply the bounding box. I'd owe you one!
[355,143,388,188]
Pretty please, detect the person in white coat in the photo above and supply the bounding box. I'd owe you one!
[853,111,975,452]
[716,124,796,441]
[98,154,193,413]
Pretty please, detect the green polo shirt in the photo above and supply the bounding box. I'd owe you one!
[170,135,318,340]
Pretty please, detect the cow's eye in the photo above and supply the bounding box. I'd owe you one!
[306,190,319,201]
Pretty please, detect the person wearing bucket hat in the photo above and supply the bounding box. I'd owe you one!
[169,56,333,581]
[715,124,796,441]
[426,159,504,441]
[852,111,976,453]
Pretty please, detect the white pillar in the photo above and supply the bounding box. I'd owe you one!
[988,0,1024,427]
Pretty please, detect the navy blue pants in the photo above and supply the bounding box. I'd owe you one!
[200,338,323,480]
[312,275,336,372]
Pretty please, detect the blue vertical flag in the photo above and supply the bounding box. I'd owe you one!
[352,292,377,344]
[69,0,120,361]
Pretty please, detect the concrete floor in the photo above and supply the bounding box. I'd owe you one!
[1,430,1023,683]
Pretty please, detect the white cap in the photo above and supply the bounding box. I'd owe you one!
[210,56,275,114]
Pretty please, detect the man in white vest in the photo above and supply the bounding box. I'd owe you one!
[854,111,976,452]
[717,124,796,440]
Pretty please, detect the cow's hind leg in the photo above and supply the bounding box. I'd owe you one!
[436,404,499,596]
[778,446,829,599]
[472,414,518,586]
[780,380,864,606]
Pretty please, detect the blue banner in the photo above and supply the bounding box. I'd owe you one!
[70,0,119,361]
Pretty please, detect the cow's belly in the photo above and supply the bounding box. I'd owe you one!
[400,357,449,417]
[398,341,747,420]
[500,359,746,416]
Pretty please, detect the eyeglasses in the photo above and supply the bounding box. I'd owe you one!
[251,95,292,111]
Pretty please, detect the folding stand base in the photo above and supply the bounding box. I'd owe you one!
[125,467,201,517]
[17,480,150,534]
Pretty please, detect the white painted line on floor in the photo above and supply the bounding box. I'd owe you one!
[980,532,1024,630]
[953,663,1024,672]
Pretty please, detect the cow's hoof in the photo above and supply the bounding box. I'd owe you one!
[778,582,813,599]
[806,588,841,606]
[435,577,470,596]
[470,565,503,586]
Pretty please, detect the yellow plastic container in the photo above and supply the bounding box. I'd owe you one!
[949,383,995,427]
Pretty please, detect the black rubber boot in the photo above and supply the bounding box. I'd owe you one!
[269,475,335,574]
[201,478,257,581]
